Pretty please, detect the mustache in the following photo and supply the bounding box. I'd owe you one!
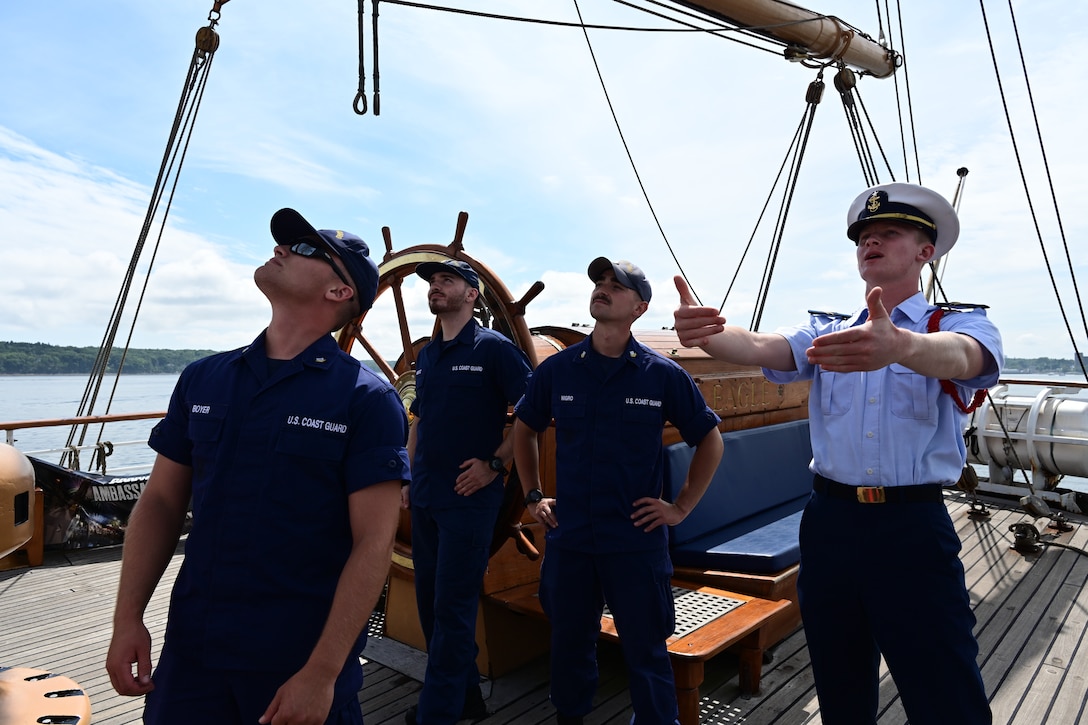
[592,294,610,304]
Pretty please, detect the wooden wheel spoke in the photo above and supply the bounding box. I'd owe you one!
[354,329,397,381]
[389,275,416,369]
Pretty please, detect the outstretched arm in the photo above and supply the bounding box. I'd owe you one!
[808,287,989,379]
[672,276,795,371]
[106,454,192,696]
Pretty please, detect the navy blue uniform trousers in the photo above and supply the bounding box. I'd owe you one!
[144,640,363,724]
[540,546,681,725]
[798,488,991,724]
[411,504,498,724]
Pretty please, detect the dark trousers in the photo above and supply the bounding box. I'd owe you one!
[797,485,991,724]
[540,546,680,725]
[144,640,363,724]
[410,503,498,725]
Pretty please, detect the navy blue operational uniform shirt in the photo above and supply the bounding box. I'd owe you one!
[148,331,411,675]
[408,319,532,509]
[514,335,720,553]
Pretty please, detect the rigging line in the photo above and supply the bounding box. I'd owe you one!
[717,117,807,315]
[383,0,810,52]
[836,76,878,186]
[373,0,382,114]
[892,0,921,184]
[853,88,897,181]
[924,169,969,303]
[978,0,1088,381]
[880,0,909,183]
[97,59,217,449]
[751,138,802,328]
[1004,0,1088,381]
[568,0,700,305]
[82,51,216,459]
[612,0,793,52]
[65,23,221,466]
[76,53,203,421]
[354,0,368,114]
[752,76,825,330]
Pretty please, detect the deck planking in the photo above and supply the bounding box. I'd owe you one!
[2,491,1087,724]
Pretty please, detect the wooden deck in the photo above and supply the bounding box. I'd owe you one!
[2,490,1087,724]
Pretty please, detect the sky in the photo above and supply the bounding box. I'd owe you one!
[0,0,1085,364]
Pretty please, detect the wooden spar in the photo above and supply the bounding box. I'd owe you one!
[673,0,898,78]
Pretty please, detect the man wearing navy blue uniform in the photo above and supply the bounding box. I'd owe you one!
[673,183,1002,724]
[403,259,532,725]
[106,208,410,725]
[513,258,723,725]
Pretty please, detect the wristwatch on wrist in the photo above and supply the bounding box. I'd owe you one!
[524,488,544,507]
[488,456,506,473]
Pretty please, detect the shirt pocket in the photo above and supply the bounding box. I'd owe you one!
[274,427,347,467]
[552,400,586,445]
[888,363,934,420]
[188,407,226,470]
[267,427,348,516]
[187,407,227,510]
[621,404,663,427]
[619,405,662,473]
[818,370,853,417]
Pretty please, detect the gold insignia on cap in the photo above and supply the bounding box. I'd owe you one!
[336,230,345,239]
[866,191,882,213]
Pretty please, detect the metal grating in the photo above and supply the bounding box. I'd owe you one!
[603,586,745,640]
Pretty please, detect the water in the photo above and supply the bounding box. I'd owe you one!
[0,374,178,474]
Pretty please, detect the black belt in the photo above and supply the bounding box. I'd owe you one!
[813,474,944,504]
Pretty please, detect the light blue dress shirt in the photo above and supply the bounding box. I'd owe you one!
[762,292,1003,487]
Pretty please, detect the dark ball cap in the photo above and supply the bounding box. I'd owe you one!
[587,257,652,302]
[270,208,380,312]
[415,259,480,290]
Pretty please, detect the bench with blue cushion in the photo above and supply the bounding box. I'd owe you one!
[664,419,813,577]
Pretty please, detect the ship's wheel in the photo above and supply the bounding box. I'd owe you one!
[333,211,546,566]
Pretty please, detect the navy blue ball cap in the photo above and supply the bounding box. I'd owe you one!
[587,257,652,302]
[415,259,480,290]
[846,182,960,259]
[270,208,380,312]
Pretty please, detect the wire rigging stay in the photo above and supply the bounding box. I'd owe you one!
[65,1,230,473]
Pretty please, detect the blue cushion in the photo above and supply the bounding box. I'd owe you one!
[664,419,813,547]
[671,506,805,573]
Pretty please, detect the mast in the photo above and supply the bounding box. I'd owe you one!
[673,0,898,78]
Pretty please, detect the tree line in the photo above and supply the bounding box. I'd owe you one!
[1003,357,1086,374]
[0,342,220,375]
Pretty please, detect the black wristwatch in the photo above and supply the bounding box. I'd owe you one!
[488,456,506,473]
[524,488,544,506]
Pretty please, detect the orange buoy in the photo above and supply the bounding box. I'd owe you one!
[0,444,34,560]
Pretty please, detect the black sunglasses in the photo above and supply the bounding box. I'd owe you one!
[289,241,353,290]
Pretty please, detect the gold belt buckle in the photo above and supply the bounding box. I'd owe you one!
[856,486,886,504]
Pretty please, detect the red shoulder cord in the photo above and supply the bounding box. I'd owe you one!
[927,308,987,414]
